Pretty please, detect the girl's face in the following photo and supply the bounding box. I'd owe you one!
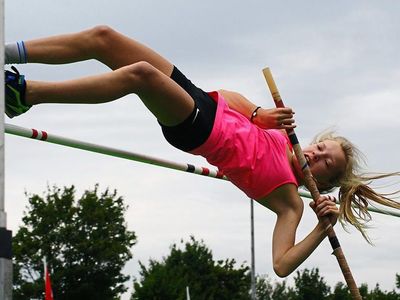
[302,139,347,187]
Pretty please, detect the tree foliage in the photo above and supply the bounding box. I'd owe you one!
[291,268,330,300]
[256,275,294,300]
[255,269,400,300]
[359,283,400,300]
[255,268,330,300]
[330,282,352,300]
[131,236,399,300]
[13,185,137,300]
[131,236,250,300]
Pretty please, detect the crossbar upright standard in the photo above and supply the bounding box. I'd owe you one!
[0,1,13,298]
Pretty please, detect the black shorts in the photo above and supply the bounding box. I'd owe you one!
[160,66,217,152]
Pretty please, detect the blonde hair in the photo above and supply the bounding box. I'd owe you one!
[312,131,400,243]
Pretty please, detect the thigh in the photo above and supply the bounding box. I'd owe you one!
[95,26,174,75]
[29,61,195,128]
[132,63,196,126]
[26,26,174,76]
[159,66,217,151]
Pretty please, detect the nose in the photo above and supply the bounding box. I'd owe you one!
[312,151,319,161]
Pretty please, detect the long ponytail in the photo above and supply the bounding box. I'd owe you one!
[338,173,400,243]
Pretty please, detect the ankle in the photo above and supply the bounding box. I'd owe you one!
[24,81,35,106]
[5,41,28,64]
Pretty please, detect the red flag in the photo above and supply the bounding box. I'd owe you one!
[43,258,54,300]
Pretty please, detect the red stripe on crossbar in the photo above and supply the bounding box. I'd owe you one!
[31,129,38,139]
[201,168,210,176]
[41,131,48,141]
[30,129,48,141]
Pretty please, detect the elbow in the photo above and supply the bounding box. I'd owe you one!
[273,263,292,278]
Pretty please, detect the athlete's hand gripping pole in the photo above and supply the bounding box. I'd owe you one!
[262,68,361,300]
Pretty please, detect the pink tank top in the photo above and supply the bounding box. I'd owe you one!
[190,91,298,200]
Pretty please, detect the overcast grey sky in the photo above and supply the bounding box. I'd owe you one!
[4,0,400,298]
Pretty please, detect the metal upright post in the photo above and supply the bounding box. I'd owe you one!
[0,1,13,298]
[250,199,256,300]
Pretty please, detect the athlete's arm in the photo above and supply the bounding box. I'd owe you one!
[218,89,296,130]
[259,184,337,277]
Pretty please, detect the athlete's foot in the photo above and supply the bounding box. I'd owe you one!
[5,66,31,118]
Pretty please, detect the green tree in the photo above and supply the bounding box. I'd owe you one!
[337,281,400,300]
[369,284,387,300]
[255,275,294,300]
[365,283,400,300]
[359,283,369,299]
[291,268,331,300]
[256,275,274,300]
[330,282,352,300]
[13,185,137,300]
[257,270,400,300]
[272,280,296,300]
[131,236,250,300]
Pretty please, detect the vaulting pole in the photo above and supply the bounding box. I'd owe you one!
[262,67,361,300]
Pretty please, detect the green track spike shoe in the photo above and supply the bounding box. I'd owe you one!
[5,66,31,118]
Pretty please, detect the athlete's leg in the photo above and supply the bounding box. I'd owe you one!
[26,61,194,126]
[23,25,173,75]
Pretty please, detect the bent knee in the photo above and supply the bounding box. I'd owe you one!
[119,61,161,92]
[126,61,158,79]
[87,25,118,51]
